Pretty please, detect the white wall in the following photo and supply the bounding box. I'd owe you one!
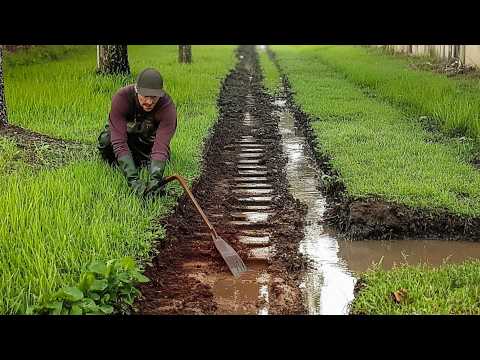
[373,45,480,68]
[465,45,480,68]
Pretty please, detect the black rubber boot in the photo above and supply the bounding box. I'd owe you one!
[117,153,147,195]
[97,126,116,165]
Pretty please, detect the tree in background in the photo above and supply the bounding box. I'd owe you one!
[178,45,192,64]
[0,46,8,127]
[97,45,130,75]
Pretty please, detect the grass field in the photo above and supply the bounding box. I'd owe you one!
[349,259,480,314]
[258,47,282,95]
[269,45,480,217]
[0,45,236,314]
[303,45,480,139]
[265,45,480,314]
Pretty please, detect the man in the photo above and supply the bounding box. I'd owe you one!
[97,68,177,197]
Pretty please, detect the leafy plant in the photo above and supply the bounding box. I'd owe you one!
[28,257,149,315]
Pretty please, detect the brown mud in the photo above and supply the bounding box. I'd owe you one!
[267,48,480,241]
[3,45,35,53]
[0,124,93,171]
[136,45,309,315]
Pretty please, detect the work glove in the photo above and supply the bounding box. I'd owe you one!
[118,154,147,196]
[144,160,167,197]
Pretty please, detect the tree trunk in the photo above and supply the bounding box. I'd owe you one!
[0,46,8,128]
[97,45,130,75]
[178,45,192,64]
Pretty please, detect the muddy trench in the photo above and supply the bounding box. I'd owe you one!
[137,45,309,315]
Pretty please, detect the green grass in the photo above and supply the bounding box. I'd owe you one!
[4,46,125,142]
[350,260,480,314]
[267,46,480,315]
[0,137,23,173]
[268,45,480,217]
[258,47,282,95]
[0,45,236,314]
[4,45,85,67]
[0,161,171,313]
[293,45,480,139]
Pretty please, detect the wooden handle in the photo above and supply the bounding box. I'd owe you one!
[163,175,217,236]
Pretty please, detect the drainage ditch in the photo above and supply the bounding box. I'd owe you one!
[268,47,480,314]
[137,45,307,315]
[137,45,480,315]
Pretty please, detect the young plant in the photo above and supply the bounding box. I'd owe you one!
[29,257,150,315]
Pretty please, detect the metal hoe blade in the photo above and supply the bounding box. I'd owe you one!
[162,174,248,278]
[212,233,248,278]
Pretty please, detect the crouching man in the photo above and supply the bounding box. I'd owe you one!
[97,68,177,197]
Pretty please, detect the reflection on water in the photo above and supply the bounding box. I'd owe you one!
[212,263,269,315]
[277,100,356,315]
[338,239,480,274]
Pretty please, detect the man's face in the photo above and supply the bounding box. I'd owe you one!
[137,93,160,112]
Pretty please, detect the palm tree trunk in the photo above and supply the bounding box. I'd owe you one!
[178,45,192,64]
[97,45,130,75]
[0,46,8,128]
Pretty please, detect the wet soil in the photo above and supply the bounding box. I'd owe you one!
[3,45,35,53]
[136,45,309,315]
[267,48,480,241]
[0,124,94,171]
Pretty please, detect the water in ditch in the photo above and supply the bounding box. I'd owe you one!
[275,97,480,315]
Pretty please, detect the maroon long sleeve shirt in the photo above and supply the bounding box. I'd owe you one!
[109,84,177,162]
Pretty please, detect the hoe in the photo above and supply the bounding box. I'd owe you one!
[162,175,248,278]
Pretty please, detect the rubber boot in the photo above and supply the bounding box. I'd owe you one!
[117,154,146,195]
[97,126,116,165]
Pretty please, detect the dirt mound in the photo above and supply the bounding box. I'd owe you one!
[0,124,93,170]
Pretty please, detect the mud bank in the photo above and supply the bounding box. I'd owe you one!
[0,124,93,170]
[136,45,309,315]
[267,48,480,241]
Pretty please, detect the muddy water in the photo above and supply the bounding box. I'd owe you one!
[276,99,356,314]
[338,239,480,273]
[275,97,480,315]
[211,263,270,315]
[209,91,277,314]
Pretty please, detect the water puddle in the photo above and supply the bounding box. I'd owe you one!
[233,177,269,182]
[238,235,271,246]
[338,239,480,273]
[237,165,268,171]
[275,96,480,315]
[211,263,270,315]
[231,212,272,222]
[238,159,264,164]
[238,153,265,159]
[234,183,272,189]
[211,94,273,315]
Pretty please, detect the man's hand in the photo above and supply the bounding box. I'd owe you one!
[130,179,148,196]
[144,160,167,198]
[118,154,147,197]
[144,179,166,197]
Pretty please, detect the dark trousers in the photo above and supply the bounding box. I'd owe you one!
[97,125,158,168]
